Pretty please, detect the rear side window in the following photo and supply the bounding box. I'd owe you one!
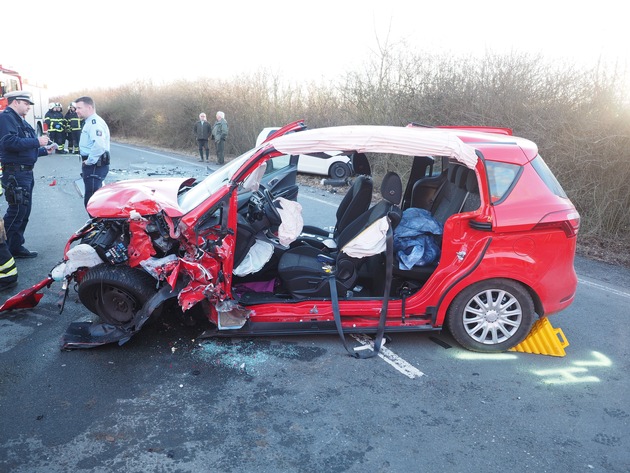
[531,155,568,198]
[486,161,521,203]
[431,156,448,177]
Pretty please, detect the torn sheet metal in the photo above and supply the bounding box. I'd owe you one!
[216,299,251,330]
[0,276,53,312]
[128,217,157,267]
[140,254,179,280]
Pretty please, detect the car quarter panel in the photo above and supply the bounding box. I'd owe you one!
[491,162,575,232]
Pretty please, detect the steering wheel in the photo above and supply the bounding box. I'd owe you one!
[260,186,283,226]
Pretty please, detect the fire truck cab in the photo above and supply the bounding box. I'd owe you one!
[1,64,48,136]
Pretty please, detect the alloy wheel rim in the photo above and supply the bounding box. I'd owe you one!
[462,289,523,345]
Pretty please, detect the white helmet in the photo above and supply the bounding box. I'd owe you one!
[48,102,56,110]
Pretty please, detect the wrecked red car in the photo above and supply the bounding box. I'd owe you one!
[1,121,580,354]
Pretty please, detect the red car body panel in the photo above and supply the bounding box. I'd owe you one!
[86,177,195,217]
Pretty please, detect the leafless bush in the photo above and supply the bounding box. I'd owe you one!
[55,49,630,241]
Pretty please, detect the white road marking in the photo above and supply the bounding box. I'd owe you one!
[114,143,208,167]
[578,278,630,299]
[351,334,425,379]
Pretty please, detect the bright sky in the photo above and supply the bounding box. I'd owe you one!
[3,0,628,96]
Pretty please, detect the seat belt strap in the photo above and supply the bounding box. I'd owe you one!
[329,219,394,358]
[367,221,393,357]
[329,274,360,358]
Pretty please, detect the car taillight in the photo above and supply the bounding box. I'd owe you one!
[533,210,580,238]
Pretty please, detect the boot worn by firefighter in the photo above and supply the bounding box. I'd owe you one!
[12,247,38,259]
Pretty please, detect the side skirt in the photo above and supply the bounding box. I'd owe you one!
[199,320,442,339]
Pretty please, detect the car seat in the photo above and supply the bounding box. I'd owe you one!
[298,153,373,249]
[278,172,402,299]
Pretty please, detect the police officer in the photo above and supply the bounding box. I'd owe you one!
[65,103,82,154]
[0,91,54,259]
[74,96,110,208]
[44,102,68,154]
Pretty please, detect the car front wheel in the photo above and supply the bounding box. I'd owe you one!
[78,264,157,326]
[446,279,535,352]
[329,162,352,180]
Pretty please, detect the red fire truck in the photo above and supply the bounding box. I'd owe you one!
[0,64,48,136]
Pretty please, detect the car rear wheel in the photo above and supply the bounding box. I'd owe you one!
[329,162,352,179]
[446,279,535,352]
[78,264,157,326]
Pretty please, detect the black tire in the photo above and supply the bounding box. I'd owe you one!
[446,278,535,353]
[78,264,157,326]
[329,162,352,180]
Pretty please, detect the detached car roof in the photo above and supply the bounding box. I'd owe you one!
[268,125,538,168]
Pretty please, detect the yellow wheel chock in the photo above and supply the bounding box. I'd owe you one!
[509,317,569,357]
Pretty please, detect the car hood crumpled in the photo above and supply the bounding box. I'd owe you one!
[86,177,196,218]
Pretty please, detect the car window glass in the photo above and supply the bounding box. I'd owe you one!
[531,154,568,198]
[486,161,520,203]
[179,149,255,212]
[266,155,291,175]
[427,156,448,177]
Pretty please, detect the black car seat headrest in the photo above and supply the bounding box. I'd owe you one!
[380,172,402,206]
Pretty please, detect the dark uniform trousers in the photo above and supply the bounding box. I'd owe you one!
[82,163,109,207]
[1,167,35,254]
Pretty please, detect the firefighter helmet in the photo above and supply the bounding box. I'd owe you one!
[49,102,56,110]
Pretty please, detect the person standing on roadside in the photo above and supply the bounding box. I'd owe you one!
[0,216,18,291]
[211,111,228,165]
[65,103,82,154]
[194,112,211,162]
[44,102,68,154]
[75,96,110,208]
[0,91,54,259]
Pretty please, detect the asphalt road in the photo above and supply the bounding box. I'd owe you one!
[0,143,628,473]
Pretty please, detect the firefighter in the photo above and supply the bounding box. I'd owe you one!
[65,103,82,154]
[0,216,18,291]
[44,102,68,154]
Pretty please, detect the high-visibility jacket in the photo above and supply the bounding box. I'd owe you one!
[65,111,83,131]
[45,110,66,134]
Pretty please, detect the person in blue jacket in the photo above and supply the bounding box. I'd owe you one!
[0,91,54,260]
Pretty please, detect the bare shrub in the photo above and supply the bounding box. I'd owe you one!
[54,48,629,243]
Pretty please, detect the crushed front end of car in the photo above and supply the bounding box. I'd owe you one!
[1,177,242,348]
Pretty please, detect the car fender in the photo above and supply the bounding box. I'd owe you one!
[431,237,572,326]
